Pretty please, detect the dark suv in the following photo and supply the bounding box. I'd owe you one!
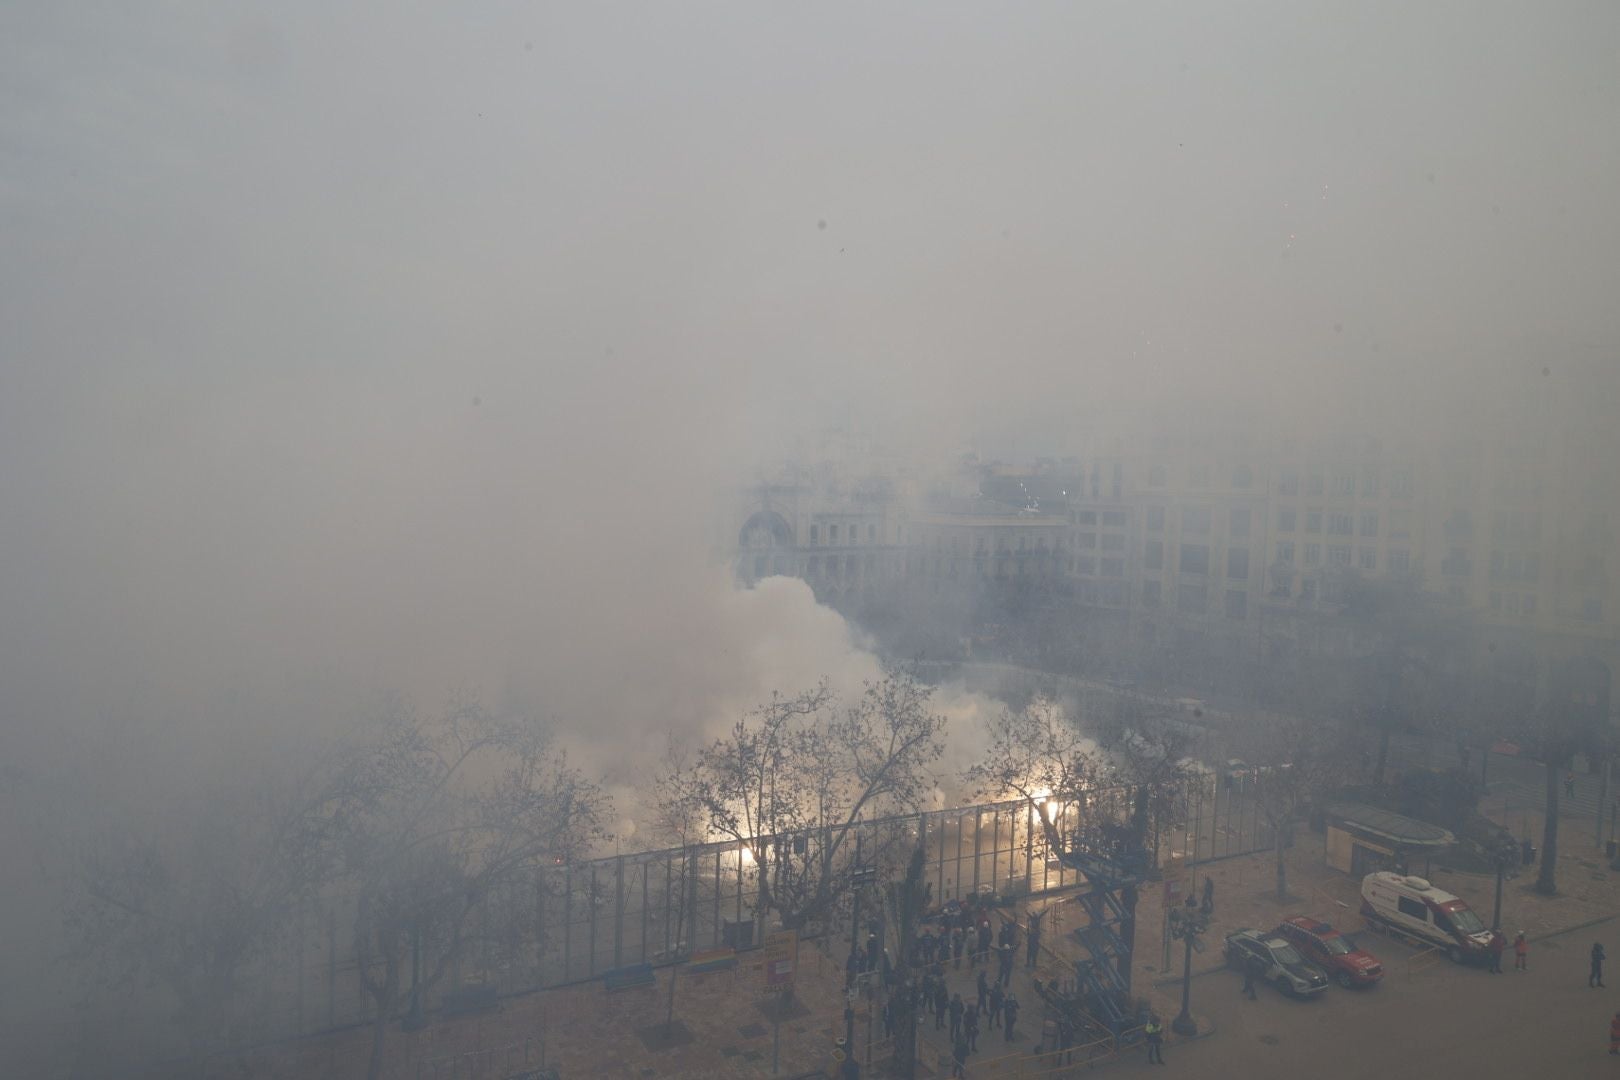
[1275,916,1383,988]
[1224,928,1330,997]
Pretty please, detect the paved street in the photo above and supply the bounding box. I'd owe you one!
[1186,921,1620,1079]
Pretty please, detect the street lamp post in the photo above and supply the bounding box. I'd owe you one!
[1491,833,1517,932]
[1166,904,1208,1037]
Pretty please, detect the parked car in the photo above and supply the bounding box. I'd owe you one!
[1359,872,1498,964]
[1275,916,1384,988]
[1224,928,1330,997]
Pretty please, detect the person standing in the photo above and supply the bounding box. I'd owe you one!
[1514,931,1529,972]
[1592,942,1607,988]
[964,1004,980,1052]
[1026,911,1043,968]
[949,992,964,1042]
[1201,876,1215,916]
[976,969,990,1012]
[997,941,1016,988]
[1144,1014,1165,1064]
[987,982,1004,1030]
[1242,954,1260,999]
[1609,1011,1620,1056]
[934,982,949,1030]
[1488,931,1505,974]
[1003,993,1020,1042]
[953,926,966,970]
[976,921,993,967]
[951,1032,969,1077]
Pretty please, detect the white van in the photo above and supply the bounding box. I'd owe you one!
[1359,872,1497,963]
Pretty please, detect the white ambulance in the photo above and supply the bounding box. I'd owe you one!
[1359,872,1497,963]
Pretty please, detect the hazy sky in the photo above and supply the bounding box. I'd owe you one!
[3,1,1619,774]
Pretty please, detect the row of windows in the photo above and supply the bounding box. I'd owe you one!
[807,523,879,544]
[1272,541,1413,574]
[1276,508,1384,536]
[1489,591,1538,618]
[1490,550,1541,583]
[805,553,882,574]
[908,529,1083,555]
[1135,506,1257,537]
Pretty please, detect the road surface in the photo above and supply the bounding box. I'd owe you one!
[1181,919,1618,1078]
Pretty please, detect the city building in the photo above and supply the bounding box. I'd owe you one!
[729,415,1619,721]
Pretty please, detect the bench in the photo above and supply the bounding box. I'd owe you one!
[604,963,656,993]
[686,947,738,975]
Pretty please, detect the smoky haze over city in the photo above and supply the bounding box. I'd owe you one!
[3,3,1620,1078]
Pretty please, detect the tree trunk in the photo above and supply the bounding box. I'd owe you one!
[362,938,400,1080]
[366,1007,390,1080]
[1274,823,1288,902]
[1536,756,1561,895]
[667,856,695,1030]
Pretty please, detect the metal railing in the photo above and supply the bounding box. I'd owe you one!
[134,779,1283,1075]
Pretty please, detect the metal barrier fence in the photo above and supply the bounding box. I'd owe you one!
[146,777,1278,1072]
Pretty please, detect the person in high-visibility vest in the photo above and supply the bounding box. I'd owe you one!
[1145,1015,1165,1064]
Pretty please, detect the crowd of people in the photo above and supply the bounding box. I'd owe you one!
[844,897,1047,1075]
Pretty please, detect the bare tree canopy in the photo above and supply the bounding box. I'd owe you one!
[671,667,946,930]
[297,700,609,1080]
[1230,711,1349,901]
[964,697,1108,861]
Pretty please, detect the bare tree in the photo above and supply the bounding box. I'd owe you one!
[1094,698,1200,869]
[63,766,332,1063]
[963,696,1108,862]
[303,701,608,1080]
[1231,712,1346,901]
[1514,673,1613,895]
[684,668,946,930]
[1339,573,1476,785]
[644,739,710,1034]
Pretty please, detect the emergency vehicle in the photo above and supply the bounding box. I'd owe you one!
[1359,872,1497,963]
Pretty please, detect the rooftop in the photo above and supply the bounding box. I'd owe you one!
[1325,802,1454,847]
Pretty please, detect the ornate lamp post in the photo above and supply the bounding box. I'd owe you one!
[1166,903,1208,1037]
[1491,832,1518,932]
